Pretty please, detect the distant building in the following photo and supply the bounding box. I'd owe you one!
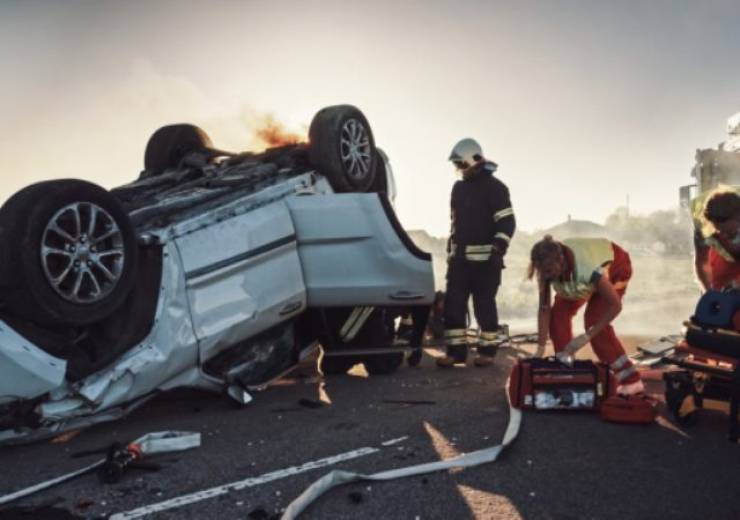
[540,218,612,240]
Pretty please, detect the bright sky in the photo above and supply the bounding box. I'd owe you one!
[2,0,739,235]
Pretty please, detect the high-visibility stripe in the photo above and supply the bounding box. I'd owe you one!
[494,232,511,244]
[465,245,494,253]
[611,354,629,370]
[615,365,637,382]
[465,253,491,261]
[344,307,374,342]
[493,208,514,221]
[445,328,469,346]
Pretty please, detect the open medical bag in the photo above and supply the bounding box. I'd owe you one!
[509,357,614,411]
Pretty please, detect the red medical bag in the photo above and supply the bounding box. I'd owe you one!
[600,395,657,424]
[509,357,615,411]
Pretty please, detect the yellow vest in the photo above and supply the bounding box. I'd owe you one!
[552,238,614,300]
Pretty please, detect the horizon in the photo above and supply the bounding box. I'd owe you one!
[2,1,740,234]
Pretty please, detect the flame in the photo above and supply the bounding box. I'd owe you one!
[254,114,306,148]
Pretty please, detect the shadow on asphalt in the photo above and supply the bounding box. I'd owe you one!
[1,346,739,520]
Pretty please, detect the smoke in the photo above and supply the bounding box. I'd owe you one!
[410,214,700,338]
[250,113,306,148]
[0,59,308,202]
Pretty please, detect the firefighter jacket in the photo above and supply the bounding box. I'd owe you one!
[447,161,516,263]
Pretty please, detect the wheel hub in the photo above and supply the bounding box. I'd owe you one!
[41,202,125,304]
[340,118,372,181]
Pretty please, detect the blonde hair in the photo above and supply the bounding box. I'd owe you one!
[528,235,560,279]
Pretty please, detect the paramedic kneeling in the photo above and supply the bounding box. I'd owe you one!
[529,235,644,395]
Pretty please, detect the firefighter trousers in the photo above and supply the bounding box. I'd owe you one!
[444,258,502,360]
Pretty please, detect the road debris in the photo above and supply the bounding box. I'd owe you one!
[280,382,522,519]
[109,446,382,519]
[51,430,82,444]
[0,431,201,506]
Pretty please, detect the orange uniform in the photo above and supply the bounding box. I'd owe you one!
[549,239,641,388]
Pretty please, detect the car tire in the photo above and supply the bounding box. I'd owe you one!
[0,180,138,326]
[143,124,212,177]
[308,105,378,192]
[368,149,389,194]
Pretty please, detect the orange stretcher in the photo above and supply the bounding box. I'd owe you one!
[662,337,739,442]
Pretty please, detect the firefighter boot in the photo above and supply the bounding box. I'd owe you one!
[437,345,467,368]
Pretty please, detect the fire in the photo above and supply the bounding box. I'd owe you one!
[254,114,306,148]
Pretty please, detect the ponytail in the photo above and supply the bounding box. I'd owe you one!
[528,234,560,280]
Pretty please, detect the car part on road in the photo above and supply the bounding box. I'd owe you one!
[143,124,214,177]
[109,445,383,519]
[0,431,201,506]
[308,105,377,192]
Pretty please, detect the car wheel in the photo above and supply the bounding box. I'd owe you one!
[143,124,212,177]
[308,105,378,192]
[0,180,138,326]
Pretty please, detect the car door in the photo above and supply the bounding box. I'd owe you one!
[286,193,434,307]
[173,199,306,360]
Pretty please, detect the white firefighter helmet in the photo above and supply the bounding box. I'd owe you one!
[448,138,484,168]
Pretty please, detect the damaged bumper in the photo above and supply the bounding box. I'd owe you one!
[0,321,66,405]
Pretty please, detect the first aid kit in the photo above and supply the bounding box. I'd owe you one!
[600,395,657,424]
[509,357,614,411]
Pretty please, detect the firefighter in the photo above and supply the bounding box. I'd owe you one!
[438,138,516,368]
[694,189,740,291]
[529,235,645,395]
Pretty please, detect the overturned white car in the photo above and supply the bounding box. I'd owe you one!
[0,105,435,444]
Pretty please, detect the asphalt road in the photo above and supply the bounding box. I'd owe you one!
[1,342,739,520]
